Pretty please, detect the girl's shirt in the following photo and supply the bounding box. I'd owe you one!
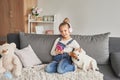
[51,37,80,56]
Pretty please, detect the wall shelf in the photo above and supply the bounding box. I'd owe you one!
[28,14,55,34]
[29,20,54,23]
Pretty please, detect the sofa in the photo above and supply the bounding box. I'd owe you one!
[6,32,120,80]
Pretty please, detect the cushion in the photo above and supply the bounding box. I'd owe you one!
[19,32,110,64]
[71,32,110,64]
[15,45,42,67]
[110,52,120,77]
[19,32,59,63]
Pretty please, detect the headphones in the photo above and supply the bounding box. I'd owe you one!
[68,23,73,33]
[69,27,73,33]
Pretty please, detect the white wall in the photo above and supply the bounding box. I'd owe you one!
[37,0,120,37]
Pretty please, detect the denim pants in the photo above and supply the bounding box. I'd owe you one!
[45,53,75,74]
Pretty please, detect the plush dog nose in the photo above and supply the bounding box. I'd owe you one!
[77,59,79,61]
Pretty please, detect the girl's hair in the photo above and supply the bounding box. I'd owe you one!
[59,18,71,30]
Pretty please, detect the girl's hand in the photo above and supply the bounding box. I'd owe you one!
[55,49,64,54]
[74,48,81,52]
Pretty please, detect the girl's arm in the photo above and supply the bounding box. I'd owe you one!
[50,38,60,56]
[64,40,80,53]
[73,40,80,49]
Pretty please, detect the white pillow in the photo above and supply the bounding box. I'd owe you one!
[15,45,42,67]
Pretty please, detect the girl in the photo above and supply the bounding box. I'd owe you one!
[45,18,80,74]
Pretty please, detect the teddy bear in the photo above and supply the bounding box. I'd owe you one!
[70,48,99,72]
[0,43,22,77]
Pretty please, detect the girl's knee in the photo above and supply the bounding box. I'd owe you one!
[57,67,65,74]
[57,59,75,74]
[45,65,52,73]
[45,65,57,73]
[45,61,58,73]
[57,59,67,74]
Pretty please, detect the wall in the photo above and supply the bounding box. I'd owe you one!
[38,0,120,37]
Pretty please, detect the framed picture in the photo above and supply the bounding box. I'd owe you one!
[35,26,44,34]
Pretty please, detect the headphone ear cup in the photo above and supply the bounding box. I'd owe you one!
[69,27,72,32]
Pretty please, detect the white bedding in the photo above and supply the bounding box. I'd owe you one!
[0,64,103,80]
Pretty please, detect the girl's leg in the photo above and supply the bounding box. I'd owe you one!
[45,61,58,73]
[57,58,75,74]
[53,54,63,62]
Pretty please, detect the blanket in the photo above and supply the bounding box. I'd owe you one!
[0,64,103,80]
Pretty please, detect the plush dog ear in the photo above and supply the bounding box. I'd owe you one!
[74,48,81,52]
[69,52,79,60]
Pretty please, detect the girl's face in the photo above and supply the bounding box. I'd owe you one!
[59,24,70,39]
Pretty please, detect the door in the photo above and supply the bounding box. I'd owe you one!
[0,0,10,37]
[0,0,24,37]
[9,0,24,33]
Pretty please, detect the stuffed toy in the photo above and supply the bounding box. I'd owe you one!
[70,48,99,72]
[56,42,66,51]
[0,43,22,78]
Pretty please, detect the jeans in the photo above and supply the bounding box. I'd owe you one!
[45,53,75,74]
